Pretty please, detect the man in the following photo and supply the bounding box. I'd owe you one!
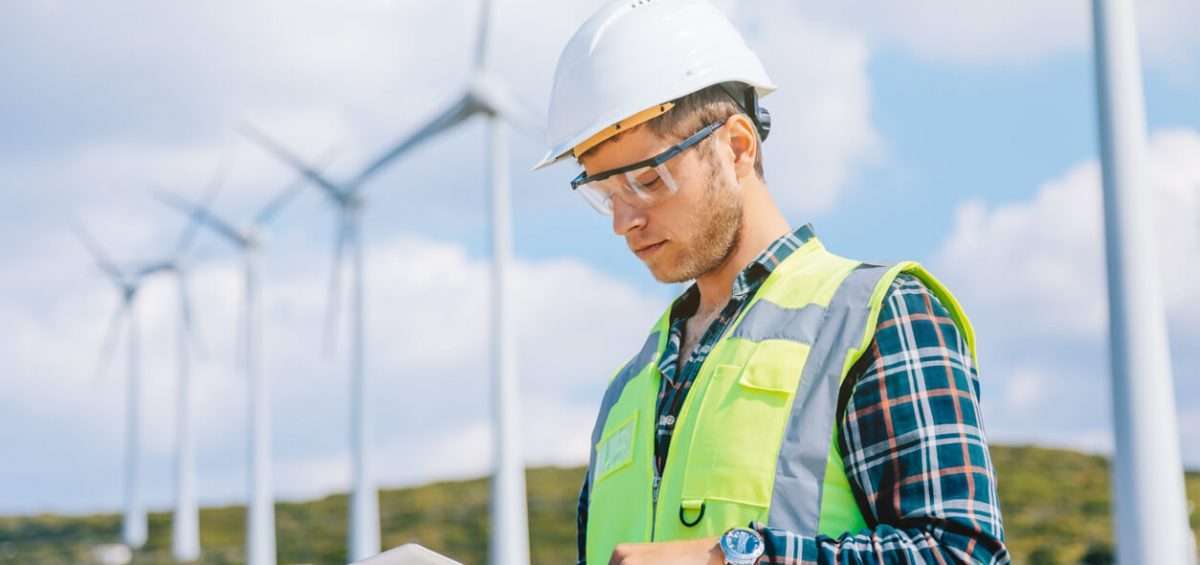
[532,1,1009,563]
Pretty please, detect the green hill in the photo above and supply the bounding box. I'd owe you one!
[1,445,1197,564]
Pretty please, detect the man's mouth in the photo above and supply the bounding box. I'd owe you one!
[633,241,666,259]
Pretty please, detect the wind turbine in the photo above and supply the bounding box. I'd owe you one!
[226,128,381,561]
[73,197,210,555]
[389,3,543,564]
[74,223,153,551]
[237,2,540,561]
[153,172,317,565]
[235,124,382,562]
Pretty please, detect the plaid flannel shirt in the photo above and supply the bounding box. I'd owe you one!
[577,225,1009,564]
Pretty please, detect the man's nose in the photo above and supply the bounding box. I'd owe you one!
[611,197,646,237]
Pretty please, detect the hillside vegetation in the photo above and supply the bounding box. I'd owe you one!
[1,445,1197,564]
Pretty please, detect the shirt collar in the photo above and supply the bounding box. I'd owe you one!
[670,223,817,318]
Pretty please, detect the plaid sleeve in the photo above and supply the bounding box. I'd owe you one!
[753,273,1009,564]
[577,474,588,565]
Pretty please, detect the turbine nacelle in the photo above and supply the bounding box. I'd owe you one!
[342,191,366,211]
[137,260,181,277]
[465,72,543,137]
[120,283,138,303]
[243,227,268,250]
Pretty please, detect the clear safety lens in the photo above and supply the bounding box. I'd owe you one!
[575,163,679,215]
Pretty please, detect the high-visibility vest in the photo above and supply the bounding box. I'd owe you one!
[584,237,978,561]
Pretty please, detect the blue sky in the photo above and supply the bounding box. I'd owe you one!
[1,0,1198,515]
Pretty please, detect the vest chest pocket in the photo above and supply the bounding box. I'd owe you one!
[681,342,809,513]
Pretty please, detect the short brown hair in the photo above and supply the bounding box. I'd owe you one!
[607,83,766,180]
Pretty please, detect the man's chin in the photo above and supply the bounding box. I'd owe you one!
[646,262,690,284]
[639,246,696,283]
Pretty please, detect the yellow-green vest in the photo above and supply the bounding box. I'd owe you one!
[584,237,978,562]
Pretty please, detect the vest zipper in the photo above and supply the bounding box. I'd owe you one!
[652,326,739,542]
[651,473,661,540]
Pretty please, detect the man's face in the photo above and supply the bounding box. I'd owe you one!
[579,120,743,283]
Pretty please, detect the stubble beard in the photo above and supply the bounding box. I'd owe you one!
[653,159,743,284]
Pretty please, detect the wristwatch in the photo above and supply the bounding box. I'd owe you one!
[719,527,765,565]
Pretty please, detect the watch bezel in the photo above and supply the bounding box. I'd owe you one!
[719,527,765,565]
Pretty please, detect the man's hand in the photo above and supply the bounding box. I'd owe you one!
[608,536,724,565]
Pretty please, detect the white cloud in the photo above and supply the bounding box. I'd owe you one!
[935,129,1200,341]
[0,231,665,514]
[1178,409,1200,455]
[709,1,880,214]
[1005,368,1047,410]
[2,0,880,225]
[792,0,1200,79]
[0,0,912,514]
[933,128,1200,465]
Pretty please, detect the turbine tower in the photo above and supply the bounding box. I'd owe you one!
[1089,0,1193,562]
[138,171,228,562]
[154,174,315,565]
[153,258,203,563]
[132,257,203,562]
[238,2,540,559]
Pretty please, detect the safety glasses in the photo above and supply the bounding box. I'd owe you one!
[570,121,725,215]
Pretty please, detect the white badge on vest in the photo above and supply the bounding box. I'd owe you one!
[595,413,637,480]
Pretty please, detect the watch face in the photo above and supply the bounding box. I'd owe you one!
[720,528,764,563]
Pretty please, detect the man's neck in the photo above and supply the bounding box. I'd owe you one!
[692,184,790,316]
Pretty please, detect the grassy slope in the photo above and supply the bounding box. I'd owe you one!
[1,445,1196,564]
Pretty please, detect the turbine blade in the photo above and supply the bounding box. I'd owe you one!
[254,180,305,229]
[94,299,127,382]
[493,101,544,140]
[134,261,174,278]
[174,159,230,258]
[153,190,247,247]
[254,144,342,226]
[237,122,349,201]
[178,271,206,359]
[348,94,477,191]
[70,221,123,283]
[471,74,544,139]
[323,211,349,355]
[473,0,492,70]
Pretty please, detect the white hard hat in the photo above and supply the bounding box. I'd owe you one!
[532,0,776,170]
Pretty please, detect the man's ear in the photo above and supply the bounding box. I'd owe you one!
[725,113,759,180]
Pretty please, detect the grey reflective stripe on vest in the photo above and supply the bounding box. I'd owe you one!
[766,263,893,534]
[729,302,825,343]
[585,331,661,498]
